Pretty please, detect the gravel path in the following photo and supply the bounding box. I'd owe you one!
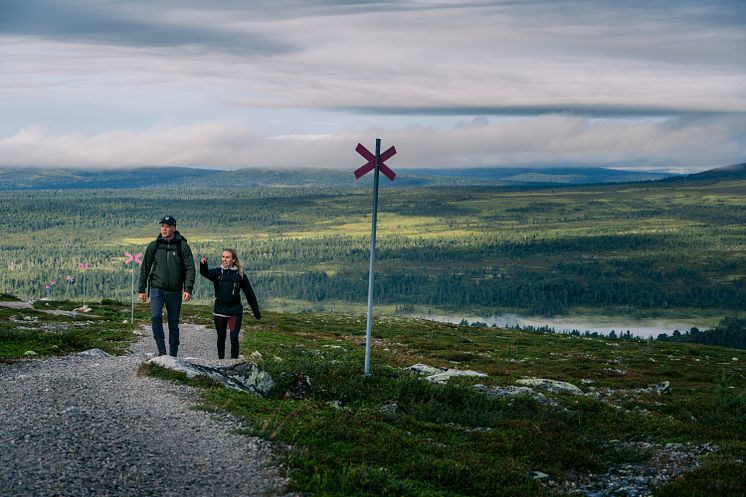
[0,323,292,497]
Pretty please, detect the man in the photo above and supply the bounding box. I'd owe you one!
[138,215,195,357]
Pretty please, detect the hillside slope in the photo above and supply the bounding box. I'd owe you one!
[0,165,675,189]
[660,162,746,183]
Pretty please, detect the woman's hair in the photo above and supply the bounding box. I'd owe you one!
[223,248,243,276]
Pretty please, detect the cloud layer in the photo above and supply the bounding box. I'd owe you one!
[3,114,744,171]
[1,0,745,171]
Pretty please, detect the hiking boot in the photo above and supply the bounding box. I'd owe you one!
[157,350,167,356]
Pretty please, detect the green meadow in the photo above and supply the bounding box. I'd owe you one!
[4,298,742,496]
[166,306,746,497]
[0,298,134,363]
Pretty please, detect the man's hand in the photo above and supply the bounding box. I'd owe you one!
[183,292,191,301]
[200,255,206,264]
[138,292,147,302]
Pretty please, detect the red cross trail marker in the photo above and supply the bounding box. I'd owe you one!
[123,251,143,265]
[354,143,397,181]
[354,138,397,377]
[124,252,134,264]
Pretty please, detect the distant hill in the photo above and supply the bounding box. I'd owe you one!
[0,167,214,190]
[171,168,362,189]
[674,162,746,181]
[397,167,672,185]
[0,165,676,190]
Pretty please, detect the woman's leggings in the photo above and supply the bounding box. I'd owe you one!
[214,314,243,359]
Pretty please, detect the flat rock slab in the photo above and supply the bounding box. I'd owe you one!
[0,300,78,317]
[515,377,584,395]
[405,363,488,383]
[149,355,274,396]
[0,300,34,309]
[0,323,291,497]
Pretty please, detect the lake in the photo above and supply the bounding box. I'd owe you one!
[415,312,717,338]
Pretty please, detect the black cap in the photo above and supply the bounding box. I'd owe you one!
[159,215,176,226]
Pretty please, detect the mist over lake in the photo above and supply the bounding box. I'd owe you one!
[418,312,716,339]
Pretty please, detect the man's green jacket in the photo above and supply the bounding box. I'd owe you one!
[138,232,196,294]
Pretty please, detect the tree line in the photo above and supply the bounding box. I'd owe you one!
[1,183,746,317]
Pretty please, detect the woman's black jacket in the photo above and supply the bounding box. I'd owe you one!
[200,262,261,319]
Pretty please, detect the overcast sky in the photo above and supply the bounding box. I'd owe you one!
[1,0,744,172]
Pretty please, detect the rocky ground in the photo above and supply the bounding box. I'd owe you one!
[0,323,294,497]
[542,441,719,497]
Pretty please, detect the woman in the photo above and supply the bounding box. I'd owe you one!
[200,249,261,359]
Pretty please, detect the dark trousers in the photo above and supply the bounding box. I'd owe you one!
[214,314,242,359]
[150,287,182,356]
